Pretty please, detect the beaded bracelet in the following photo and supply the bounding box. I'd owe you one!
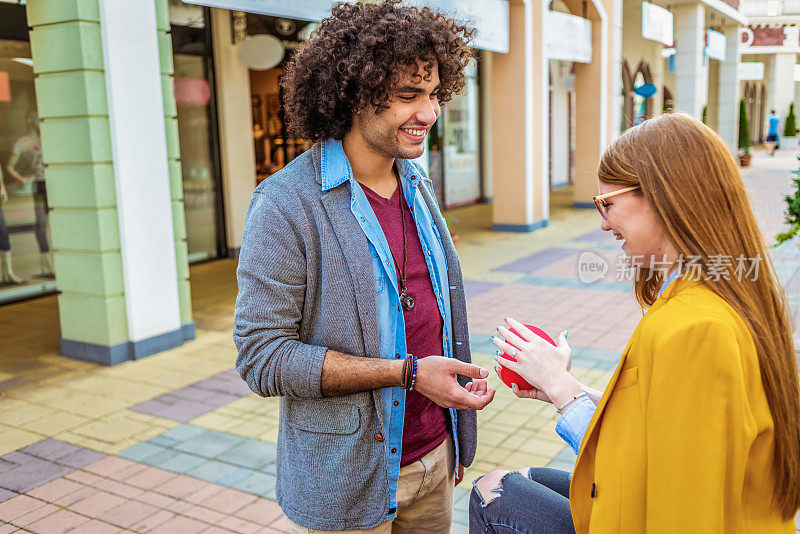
[555,392,588,414]
[408,356,418,390]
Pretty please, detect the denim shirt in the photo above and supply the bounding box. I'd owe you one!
[555,268,682,455]
[320,139,458,518]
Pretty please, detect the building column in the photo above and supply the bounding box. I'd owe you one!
[768,53,797,126]
[673,3,707,119]
[490,0,549,232]
[210,8,256,255]
[716,22,741,153]
[569,0,611,208]
[28,0,192,364]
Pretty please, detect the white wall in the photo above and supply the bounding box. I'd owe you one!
[98,0,182,343]
[210,8,256,253]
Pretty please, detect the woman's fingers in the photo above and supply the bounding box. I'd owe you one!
[495,326,527,352]
[504,317,537,343]
[491,335,520,357]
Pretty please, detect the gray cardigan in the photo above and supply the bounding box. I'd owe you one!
[233,144,476,530]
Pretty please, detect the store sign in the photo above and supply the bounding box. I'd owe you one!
[738,62,764,80]
[181,0,333,21]
[544,11,592,63]
[641,2,673,46]
[181,0,510,53]
[705,29,726,61]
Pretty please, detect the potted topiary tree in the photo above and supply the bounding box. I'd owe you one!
[772,155,800,346]
[783,102,798,149]
[738,99,751,167]
[773,155,800,248]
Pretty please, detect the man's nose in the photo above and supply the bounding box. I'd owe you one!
[416,99,439,125]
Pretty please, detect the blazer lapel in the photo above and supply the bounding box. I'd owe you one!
[319,184,381,360]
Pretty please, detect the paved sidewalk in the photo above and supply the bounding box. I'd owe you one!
[0,149,798,533]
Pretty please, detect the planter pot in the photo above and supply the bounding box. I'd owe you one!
[738,153,752,167]
[781,136,799,149]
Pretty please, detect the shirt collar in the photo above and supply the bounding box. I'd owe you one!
[656,268,682,299]
[319,138,430,192]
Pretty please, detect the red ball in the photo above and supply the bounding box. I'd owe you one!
[498,325,556,391]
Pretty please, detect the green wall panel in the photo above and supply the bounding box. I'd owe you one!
[30,21,104,74]
[171,201,187,241]
[49,208,120,252]
[174,241,189,280]
[158,32,174,75]
[164,117,180,160]
[53,251,123,297]
[178,279,193,326]
[44,164,116,209]
[41,117,111,164]
[35,71,107,118]
[58,293,128,346]
[161,74,177,118]
[168,160,184,201]
[154,0,170,32]
[26,0,100,26]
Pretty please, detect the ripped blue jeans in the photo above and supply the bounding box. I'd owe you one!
[469,467,575,533]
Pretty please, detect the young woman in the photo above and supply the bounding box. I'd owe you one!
[470,113,800,532]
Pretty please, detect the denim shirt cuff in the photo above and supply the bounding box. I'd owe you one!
[554,396,597,455]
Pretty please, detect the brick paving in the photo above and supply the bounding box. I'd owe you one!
[0,148,798,532]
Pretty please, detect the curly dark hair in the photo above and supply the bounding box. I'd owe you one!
[281,0,474,142]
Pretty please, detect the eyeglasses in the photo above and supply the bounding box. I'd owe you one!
[592,186,641,220]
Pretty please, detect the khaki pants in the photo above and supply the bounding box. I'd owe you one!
[287,435,455,533]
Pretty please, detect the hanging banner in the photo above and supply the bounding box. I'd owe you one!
[180,0,510,52]
[738,62,764,80]
[544,11,592,63]
[642,2,673,46]
[705,29,727,61]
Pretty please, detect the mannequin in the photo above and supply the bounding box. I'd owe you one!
[6,110,52,278]
[0,166,22,284]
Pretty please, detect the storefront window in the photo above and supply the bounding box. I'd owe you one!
[0,15,57,304]
[170,2,225,261]
[441,62,482,208]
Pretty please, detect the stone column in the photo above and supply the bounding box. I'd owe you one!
[210,8,256,255]
[673,3,707,119]
[716,22,741,153]
[27,0,193,364]
[490,0,549,232]
[767,53,797,128]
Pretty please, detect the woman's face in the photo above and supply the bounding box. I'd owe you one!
[598,182,677,268]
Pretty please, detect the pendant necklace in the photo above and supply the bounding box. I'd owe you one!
[392,174,414,311]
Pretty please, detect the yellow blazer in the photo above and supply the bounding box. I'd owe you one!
[570,279,794,533]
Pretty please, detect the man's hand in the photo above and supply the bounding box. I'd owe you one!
[414,356,495,410]
[455,462,465,486]
[0,186,6,205]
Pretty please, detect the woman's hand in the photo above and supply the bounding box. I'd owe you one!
[491,317,581,406]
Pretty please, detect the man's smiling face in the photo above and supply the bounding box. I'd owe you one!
[355,59,441,160]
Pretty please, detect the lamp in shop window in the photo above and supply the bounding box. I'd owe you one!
[237,34,285,71]
[0,72,9,103]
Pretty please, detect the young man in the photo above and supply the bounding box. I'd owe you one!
[233,2,494,532]
[765,109,780,156]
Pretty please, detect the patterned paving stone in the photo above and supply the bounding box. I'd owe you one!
[463,280,503,299]
[130,369,252,423]
[492,247,579,274]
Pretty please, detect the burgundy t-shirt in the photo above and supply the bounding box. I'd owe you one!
[361,182,449,467]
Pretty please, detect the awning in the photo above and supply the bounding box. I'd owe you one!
[180,0,510,53]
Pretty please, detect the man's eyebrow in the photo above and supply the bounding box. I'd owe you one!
[395,85,441,94]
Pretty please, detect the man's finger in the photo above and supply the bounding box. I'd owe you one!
[452,360,489,380]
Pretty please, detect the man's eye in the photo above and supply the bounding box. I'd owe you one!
[398,95,415,102]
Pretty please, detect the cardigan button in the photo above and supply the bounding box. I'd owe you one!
[590,483,596,498]
[374,433,384,442]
